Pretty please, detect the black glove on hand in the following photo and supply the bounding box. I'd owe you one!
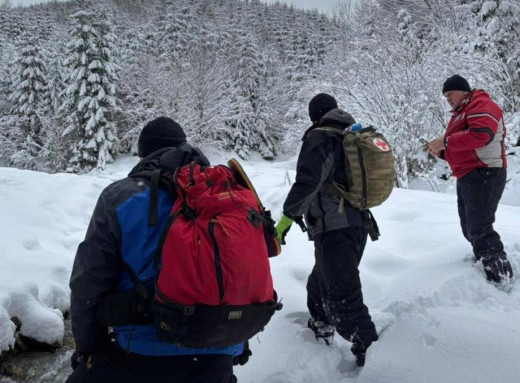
[233,342,252,366]
[70,350,87,370]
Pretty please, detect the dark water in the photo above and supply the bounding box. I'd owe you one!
[0,321,74,383]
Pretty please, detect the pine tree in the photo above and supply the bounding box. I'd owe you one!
[0,7,23,40]
[8,35,48,157]
[156,7,192,66]
[40,43,66,119]
[223,84,255,160]
[225,31,277,159]
[60,8,119,173]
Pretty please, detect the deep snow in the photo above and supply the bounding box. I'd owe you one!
[0,152,519,383]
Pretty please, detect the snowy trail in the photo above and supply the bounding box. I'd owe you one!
[0,156,519,383]
[237,160,520,383]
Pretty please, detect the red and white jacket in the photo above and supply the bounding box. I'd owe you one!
[443,89,507,179]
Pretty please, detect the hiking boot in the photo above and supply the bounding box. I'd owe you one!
[350,333,379,367]
[307,318,335,345]
[482,256,513,284]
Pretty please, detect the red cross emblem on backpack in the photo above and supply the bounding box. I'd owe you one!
[373,138,390,152]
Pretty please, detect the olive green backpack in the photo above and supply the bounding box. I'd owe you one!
[314,125,395,211]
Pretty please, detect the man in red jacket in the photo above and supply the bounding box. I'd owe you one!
[428,75,513,284]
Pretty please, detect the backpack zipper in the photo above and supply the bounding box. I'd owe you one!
[208,218,224,301]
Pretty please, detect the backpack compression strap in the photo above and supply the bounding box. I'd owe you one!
[362,210,380,241]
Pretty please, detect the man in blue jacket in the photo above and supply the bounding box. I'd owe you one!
[66,117,244,383]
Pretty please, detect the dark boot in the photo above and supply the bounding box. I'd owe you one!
[350,332,379,367]
[308,318,335,345]
[482,255,513,284]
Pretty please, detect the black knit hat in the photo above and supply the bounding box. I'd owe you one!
[308,93,338,122]
[442,75,471,94]
[137,117,187,157]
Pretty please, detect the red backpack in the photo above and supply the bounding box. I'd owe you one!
[152,161,281,347]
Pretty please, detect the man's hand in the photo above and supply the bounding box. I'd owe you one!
[233,342,252,366]
[275,215,294,245]
[427,137,446,157]
[70,350,86,370]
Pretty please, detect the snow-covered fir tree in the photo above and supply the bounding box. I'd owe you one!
[223,31,274,159]
[156,7,191,65]
[0,0,518,190]
[8,35,48,165]
[44,52,65,117]
[60,7,119,173]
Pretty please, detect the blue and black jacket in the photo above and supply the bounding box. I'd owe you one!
[69,144,243,357]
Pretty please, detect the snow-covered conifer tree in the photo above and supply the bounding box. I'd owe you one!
[45,53,65,117]
[60,7,119,173]
[156,7,191,65]
[8,36,48,158]
[222,84,255,160]
[224,32,277,159]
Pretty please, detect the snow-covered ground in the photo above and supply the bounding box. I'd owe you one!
[1,153,519,383]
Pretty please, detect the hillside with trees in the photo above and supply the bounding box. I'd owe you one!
[0,0,518,191]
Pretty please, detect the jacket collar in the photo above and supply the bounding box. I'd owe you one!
[302,109,356,140]
[129,143,209,176]
[452,89,489,113]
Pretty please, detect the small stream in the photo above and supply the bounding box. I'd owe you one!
[0,320,74,383]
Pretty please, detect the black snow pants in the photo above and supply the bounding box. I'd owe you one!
[306,227,377,344]
[65,338,236,383]
[457,168,506,261]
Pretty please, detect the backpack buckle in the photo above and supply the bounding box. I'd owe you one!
[247,209,261,228]
[182,206,197,221]
[183,306,195,316]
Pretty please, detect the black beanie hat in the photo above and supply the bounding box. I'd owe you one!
[442,75,471,94]
[137,117,187,157]
[308,93,338,122]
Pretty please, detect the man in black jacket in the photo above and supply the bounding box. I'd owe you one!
[67,117,243,383]
[275,94,378,366]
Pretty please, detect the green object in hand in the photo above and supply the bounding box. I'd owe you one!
[275,215,294,245]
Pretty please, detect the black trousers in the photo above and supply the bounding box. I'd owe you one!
[456,168,506,261]
[65,338,236,383]
[306,227,376,343]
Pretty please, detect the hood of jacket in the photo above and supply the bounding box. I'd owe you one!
[128,143,209,177]
[319,108,356,128]
[302,109,356,140]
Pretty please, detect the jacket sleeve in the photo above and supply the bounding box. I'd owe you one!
[282,133,335,219]
[446,97,502,152]
[69,189,123,354]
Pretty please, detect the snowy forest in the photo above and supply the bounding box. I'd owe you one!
[1,0,519,189]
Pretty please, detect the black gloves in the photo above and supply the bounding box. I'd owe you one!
[233,341,252,366]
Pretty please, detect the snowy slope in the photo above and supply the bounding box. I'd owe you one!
[0,154,519,383]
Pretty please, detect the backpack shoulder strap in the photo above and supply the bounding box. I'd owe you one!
[122,262,150,300]
[129,169,168,226]
[314,126,344,133]
[311,126,345,137]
